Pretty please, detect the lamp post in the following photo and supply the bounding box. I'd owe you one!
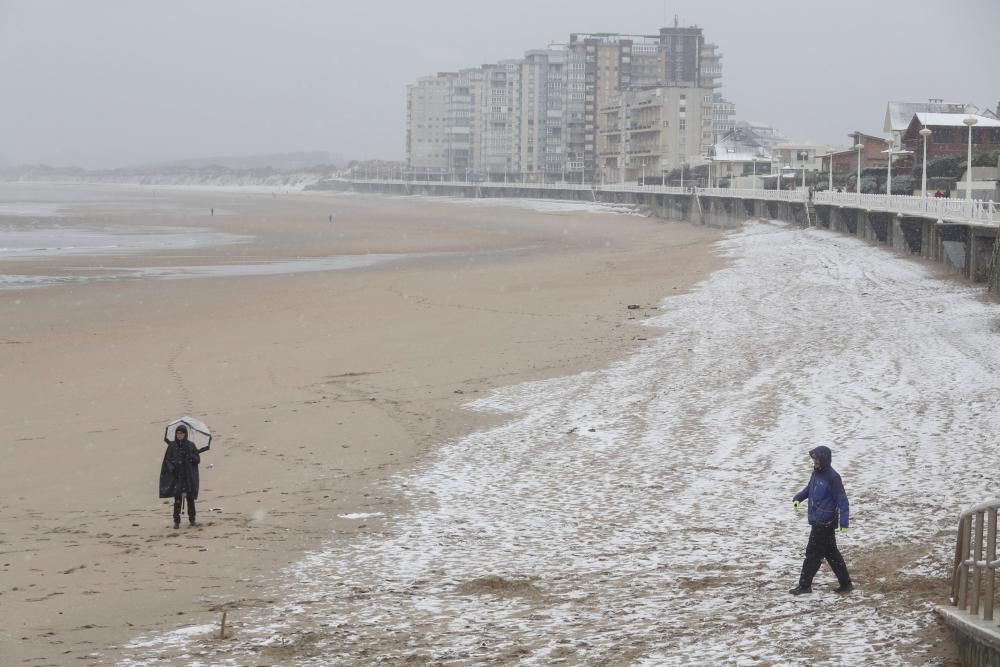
[854,141,865,194]
[963,116,978,201]
[752,157,757,193]
[919,127,932,199]
[826,153,833,191]
[885,141,893,198]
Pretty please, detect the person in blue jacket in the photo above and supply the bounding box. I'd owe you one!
[789,445,853,595]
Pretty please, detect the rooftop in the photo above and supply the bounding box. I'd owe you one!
[884,100,972,132]
[913,112,1000,128]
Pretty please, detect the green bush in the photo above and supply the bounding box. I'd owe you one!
[886,175,914,194]
[972,149,1000,168]
[921,155,966,179]
[928,176,955,192]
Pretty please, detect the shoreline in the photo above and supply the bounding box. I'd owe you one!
[0,187,725,665]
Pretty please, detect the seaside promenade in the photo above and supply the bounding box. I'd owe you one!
[342,178,1000,294]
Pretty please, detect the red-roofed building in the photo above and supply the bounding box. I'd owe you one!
[901,113,1000,160]
[822,132,889,173]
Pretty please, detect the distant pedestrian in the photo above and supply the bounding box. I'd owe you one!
[210,207,214,216]
[329,214,333,222]
[934,190,943,198]
[789,446,853,595]
[159,425,208,529]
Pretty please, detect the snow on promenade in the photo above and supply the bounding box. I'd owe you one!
[119,220,1000,666]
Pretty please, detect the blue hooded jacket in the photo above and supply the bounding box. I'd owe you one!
[793,446,849,528]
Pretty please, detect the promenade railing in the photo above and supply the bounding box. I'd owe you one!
[950,499,1000,626]
[815,191,998,226]
[346,179,997,226]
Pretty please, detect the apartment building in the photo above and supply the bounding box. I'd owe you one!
[566,33,664,182]
[478,61,522,177]
[517,50,565,181]
[406,73,453,175]
[406,68,483,177]
[407,21,733,184]
[700,41,737,149]
[599,84,711,183]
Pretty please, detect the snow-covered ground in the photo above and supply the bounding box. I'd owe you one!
[117,220,1000,666]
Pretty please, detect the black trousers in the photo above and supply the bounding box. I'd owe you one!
[173,493,196,522]
[798,523,851,588]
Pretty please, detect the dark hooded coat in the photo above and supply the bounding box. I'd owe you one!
[793,445,849,528]
[159,439,201,499]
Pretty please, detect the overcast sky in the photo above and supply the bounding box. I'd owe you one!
[1,0,997,169]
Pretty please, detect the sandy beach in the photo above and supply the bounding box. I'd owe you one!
[0,185,723,665]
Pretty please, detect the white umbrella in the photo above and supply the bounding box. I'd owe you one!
[164,416,212,451]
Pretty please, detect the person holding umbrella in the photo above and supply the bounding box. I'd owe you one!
[159,418,211,529]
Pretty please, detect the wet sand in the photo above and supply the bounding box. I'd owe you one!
[0,187,723,665]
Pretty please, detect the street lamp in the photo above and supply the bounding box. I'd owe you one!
[963,116,978,201]
[884,141,894,198]
[919,127,932,199]
[751,157,758,193]
[854,141,865,194]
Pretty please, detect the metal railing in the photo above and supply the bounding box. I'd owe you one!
[345,179,998,226]
[815,191,999,226]
[951,499,1000,625]
[698,187,807,202]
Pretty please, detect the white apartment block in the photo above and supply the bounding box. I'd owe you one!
[479,61,521,177]
[407,74,452,175]
[407,20,733,184]
[517,50,565,181]
[599,85,712,183]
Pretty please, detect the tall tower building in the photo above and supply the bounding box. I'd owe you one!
[407,19,734,184]
[407,68,483,177]
[517,50,565,181]
[566,32,663,183]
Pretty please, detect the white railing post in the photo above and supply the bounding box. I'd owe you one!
[985,508,997,622]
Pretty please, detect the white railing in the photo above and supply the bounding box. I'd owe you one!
[814,191,999,226]
[951,499,999,626]
[699,187,807,202]
[346,179,998,226]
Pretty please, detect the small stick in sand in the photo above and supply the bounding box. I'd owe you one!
[219,610,228,639]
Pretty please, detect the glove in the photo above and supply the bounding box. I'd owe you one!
[792,500,801,511]
[840,527,848,534]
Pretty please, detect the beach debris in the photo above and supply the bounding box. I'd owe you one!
[218,611,229,639]
[627,304,641,309]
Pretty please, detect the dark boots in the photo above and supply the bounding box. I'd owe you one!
[173,494,196,528]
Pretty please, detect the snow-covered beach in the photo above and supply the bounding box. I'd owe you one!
[117,220,1000,665]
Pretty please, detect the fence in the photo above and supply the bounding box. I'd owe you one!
[345,179,998,226]
[951,499,1000,624]
[815,191,999,226]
